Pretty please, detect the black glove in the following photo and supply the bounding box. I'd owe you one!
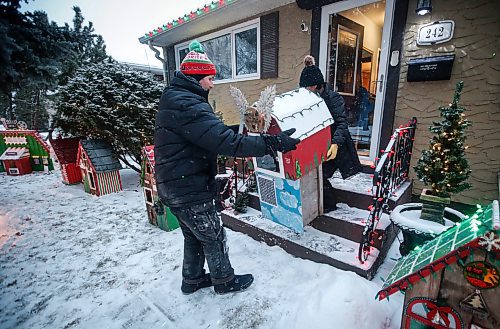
[263,128,300,154]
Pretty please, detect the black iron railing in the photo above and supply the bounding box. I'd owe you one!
[358,117,417,263]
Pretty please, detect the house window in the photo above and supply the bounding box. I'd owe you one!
[175,19,260,83]
[144,188,154,205]
[33,158,41,165]
[88,171,96,190]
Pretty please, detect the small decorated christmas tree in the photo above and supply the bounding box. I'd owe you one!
[414,81,472,223]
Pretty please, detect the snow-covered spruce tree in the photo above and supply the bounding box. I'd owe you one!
[54,59,163,172]
[414,81,472,199]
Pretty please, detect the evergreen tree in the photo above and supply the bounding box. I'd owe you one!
[0,2,107,129]
[414,81,472,197]
[54,60,164,172]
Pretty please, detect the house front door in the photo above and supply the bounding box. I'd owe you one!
[319,0,395,163]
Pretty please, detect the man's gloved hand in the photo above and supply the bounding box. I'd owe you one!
[263,128,300,154]
[326,143,338,161]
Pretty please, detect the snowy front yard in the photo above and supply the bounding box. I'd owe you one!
[0,168,403,329]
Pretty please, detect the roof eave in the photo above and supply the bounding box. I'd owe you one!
[139,0,295,47]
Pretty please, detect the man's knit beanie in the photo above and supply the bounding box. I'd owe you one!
[180,40,217,77]
[299,55,325,88]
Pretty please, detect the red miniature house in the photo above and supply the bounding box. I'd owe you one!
[0,147,32,175]
[77,140,123,196]
[141,145,179,231]
[378,201,500,329]
[0,130,54,174]
[50,137,82,184]
[252,88,333,181]
[250,88,334,232]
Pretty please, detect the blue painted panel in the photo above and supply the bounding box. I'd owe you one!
[257,172,303,233]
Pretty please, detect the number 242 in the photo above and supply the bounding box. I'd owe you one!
[426,27,444,38]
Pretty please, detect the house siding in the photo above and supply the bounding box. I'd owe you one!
[208,3,312,124]
[394,0,500,204]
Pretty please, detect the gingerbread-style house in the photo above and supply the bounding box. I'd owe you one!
[231,86,333,233]
[77,140,122,196]
[141,145,179,232]
[0,130,53,175]
[50,137,82,184]
[378,201,500,329]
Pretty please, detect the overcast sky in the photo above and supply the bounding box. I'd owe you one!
[22,0,209,68]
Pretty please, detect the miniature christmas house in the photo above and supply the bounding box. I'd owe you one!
[141,146,179,232]
[231,87,333,233]
[378,201,500,329]
[0,130,53,175]
[77,140,122,196]
[50,137,82,184]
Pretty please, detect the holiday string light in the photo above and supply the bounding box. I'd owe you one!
[144,0,236,39]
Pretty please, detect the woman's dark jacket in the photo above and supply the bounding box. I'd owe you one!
[154,71,268,208]
[320,85,362,179]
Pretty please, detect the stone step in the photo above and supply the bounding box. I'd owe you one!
[326,172,413,211]
[310,203,392,248]
[221,207,398,280]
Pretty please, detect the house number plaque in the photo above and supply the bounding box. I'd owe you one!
[417,20,455,45]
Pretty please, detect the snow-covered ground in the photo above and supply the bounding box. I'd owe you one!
[0,166,404,329]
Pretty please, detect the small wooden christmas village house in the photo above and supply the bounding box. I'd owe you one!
[236,87,333,233]
[76,140,122,196]
[50,137,82,184]
[140,146,179,231]
[378,201,500,329]
[0,130,54,175]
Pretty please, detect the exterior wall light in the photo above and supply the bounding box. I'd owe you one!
[416,0,432,15]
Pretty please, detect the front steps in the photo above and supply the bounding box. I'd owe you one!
[221,172,413,279]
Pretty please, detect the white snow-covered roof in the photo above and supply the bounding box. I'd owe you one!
[272,88,334,141]
[0,147,30,160]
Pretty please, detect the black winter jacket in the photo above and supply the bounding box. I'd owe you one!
[320,85,362,179]
[154,71,268,207]
[320,85,349,145]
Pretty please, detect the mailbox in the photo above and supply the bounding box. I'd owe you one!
[407,54,455,82]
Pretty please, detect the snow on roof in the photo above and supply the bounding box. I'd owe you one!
[0,147,30,160]
[378,202,500,301]
[272,88,334,141]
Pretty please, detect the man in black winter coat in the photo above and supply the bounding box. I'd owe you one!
[299,55,362,209]
[154,40,300,295]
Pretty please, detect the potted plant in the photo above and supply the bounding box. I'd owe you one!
[392,81,472,254]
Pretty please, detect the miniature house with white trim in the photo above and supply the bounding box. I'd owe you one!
[233,87,333,233]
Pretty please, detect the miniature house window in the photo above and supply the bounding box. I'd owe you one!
[255,154,280,173]
[144,188,154,205]
[334,25,359,96]
[33,157,40,165]
[175,19,259,82]
[145,163,152,175]
[88,171,96,190]
[42,157,48,165]
[9,168,19,175]
[257,176,277,206]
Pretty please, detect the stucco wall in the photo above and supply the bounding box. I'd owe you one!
[208,3,312,124]
[394,0,500,204]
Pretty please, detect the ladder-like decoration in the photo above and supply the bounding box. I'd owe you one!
[358,117,417,263]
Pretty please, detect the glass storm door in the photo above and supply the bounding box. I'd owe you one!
[319,0,395,162]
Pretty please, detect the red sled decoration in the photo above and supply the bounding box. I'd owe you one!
[403,297,464,329]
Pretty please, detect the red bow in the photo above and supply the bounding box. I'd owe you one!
[426,304,451,327]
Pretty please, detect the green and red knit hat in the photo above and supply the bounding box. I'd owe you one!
[180,40,217,76]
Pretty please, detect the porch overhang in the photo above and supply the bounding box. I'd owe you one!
[138,0,294,47]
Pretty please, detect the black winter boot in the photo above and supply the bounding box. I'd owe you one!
[214,274,254,294]
[181,273,213,295]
